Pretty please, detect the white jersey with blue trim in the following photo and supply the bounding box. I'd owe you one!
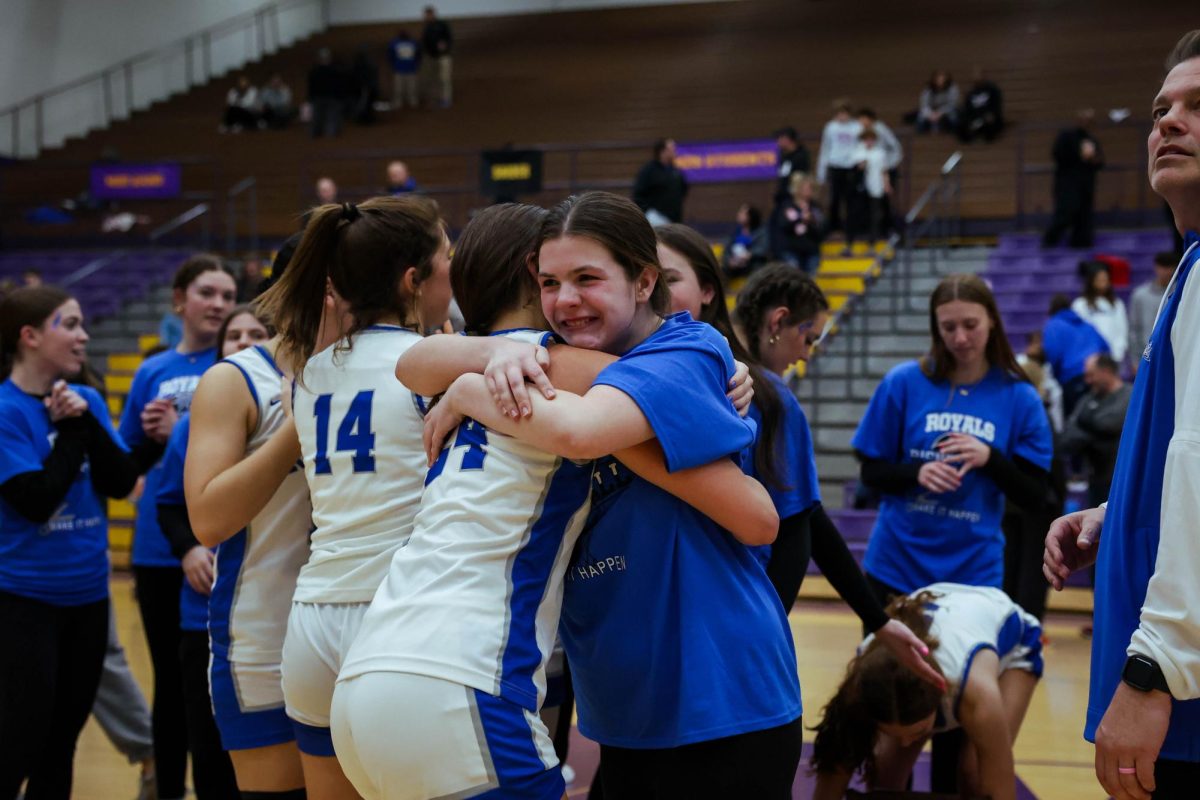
[340,329,594,712]
[861,582,1043,731]
[211,345,312,665]
[292,325,427,603]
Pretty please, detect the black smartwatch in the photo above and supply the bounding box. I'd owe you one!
[1122,654,1171,694]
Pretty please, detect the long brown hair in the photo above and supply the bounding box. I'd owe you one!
[0,285,74,380]
[1079,261,1116,309]
[922,273,1029,384]
[453,203,548,334]
[215,303,275,358]
[810,591,946,780]
[257,195,444,376]
[538,192,671,316]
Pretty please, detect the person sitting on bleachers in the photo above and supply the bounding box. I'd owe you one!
[259,73,295,129]
[1042,292,1110,418]
[720,203,768,275]
[958,67,1005,143]
[771,173,825,273]
[916,70,959,134]
[1071,260,1129,366]
[220,75,260,133]
[384,161,420,195]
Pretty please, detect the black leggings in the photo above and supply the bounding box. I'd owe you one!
[597,717,802,799]
[180,630,238,800]
[0,592,108,800]
[134,565,188,800]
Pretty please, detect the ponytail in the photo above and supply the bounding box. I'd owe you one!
[257,194,444,377]
[810,590,944,781]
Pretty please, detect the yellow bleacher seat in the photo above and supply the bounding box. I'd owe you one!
[109,525,133,552]
[104,373,134,395]
[107,353,142,373]
[816,275,866,294]
[109,498,136,522]
[107,395,123,417]
[137,334,161,353]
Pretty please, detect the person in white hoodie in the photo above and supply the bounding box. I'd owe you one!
[816,100,862,234]
[1071,260,1129,365]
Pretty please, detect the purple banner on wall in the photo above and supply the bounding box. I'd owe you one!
[90,163,182,200]
[674,139,777,183]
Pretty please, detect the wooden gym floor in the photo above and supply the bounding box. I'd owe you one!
[71,575,1099,799]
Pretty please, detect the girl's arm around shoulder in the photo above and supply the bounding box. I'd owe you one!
[184,362,300,547]
[958,649,1018,800]
[614,442,778,546]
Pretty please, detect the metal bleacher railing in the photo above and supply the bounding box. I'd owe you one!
[0,0,330,158]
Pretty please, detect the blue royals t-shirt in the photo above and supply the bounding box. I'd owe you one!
[744,370,822,567]
[559,312,803,749]
[119,346,217,568]
[0,380,125,605]
[851,361,1052,593]
[156,415,210,633]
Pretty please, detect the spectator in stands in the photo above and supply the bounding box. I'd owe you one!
[350,46,380,125]
[958,67,1005,143]
[21,269,42,288]
[773,126,811,202]
[1041,292,1110,418]
[235,254,264,302]
[772,172,825,273]
[259,73,295,129]
[385,160,419,195]
[307,47,344,138]
[857,108,903,232]
[158,311,183,350]
[1072,260,1129,365]
[388,29,420,110]
[1060,353,1132,510]
[916,70,960,134]
[220,75,259,134]
[816,99,862,234]
[721,203,768,275]
[632,138,688,225]
[315,176,338,206]
[1042,109,1104,248]
[421,6,454,108]
[847,128,891,251]
[1129,251,1177,368]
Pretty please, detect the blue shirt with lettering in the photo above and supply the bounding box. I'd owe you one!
[0,380,124,605]
[851,362,1051,592]
[119,347,217,568]
[560,312,803,748]
[156,415,209,632]
[744,370,821,567]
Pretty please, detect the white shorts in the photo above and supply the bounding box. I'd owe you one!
[331,672,562,800]
[280,601,368,753]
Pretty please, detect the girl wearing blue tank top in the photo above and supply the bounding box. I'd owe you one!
[254,196,452,800]
[185,240,313,800]
[658,230,944,690]
[118,254,238,800]
[850,274,1054,604]
[809,584,1042,800]
[157,306,272,800]
[422,193,802,798]
[0,287,143,799]
[334,204,778,800]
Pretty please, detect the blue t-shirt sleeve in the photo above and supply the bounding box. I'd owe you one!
[156,416,189,505]
[1009,383,1053,470]
[118,365,151,448]
[851,366,906,461]
[593,340,754,472]
[763,391,821,519]
[0,412,40,485]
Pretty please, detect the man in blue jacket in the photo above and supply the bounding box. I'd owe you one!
[1041,293,1110,418]
[1044,30,1200,800]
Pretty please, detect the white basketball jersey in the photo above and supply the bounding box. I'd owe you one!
[292,326,427,603]
[210,345,313,665]
[862,582,1042,731]
[340,330,594,713]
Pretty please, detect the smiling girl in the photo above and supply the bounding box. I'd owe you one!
[0,287,142,799]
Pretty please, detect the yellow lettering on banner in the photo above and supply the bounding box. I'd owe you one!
[105,175,130,188]
[131,175,164,188]
[492,163,532,181]
[674,155,703,169]
[702,150,775,168]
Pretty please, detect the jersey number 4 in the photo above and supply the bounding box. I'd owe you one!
[313,391,376,475]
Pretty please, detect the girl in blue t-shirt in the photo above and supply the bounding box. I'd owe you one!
[118,254,237,800]
[0,286,142,799]
[657,229,944,689]
[850,273,1053,605]
[155,305,271,799]
[427,193,803,797]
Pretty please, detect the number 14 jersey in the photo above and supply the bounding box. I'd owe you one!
[292,325,428,604]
